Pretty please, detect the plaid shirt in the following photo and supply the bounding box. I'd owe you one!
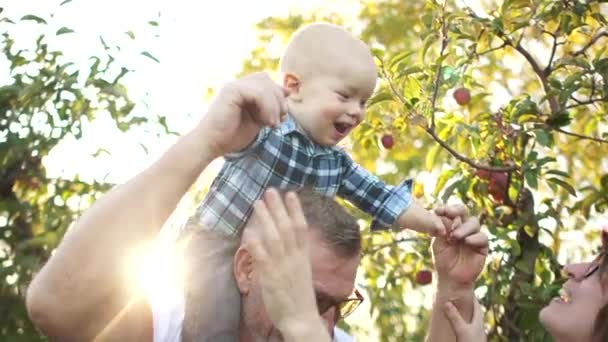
[189,115,412,235]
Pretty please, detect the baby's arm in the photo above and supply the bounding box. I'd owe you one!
[397,200,446,236]
[338,152,445,236]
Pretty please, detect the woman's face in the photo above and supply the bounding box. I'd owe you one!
[540,252,608,341]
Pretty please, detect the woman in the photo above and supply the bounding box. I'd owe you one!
[445,230,608,342]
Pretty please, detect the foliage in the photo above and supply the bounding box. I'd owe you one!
[240,0,608,340]
[0,3,161,340]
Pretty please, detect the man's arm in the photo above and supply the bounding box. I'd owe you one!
[26,125,217,341]
[26,72,287,341]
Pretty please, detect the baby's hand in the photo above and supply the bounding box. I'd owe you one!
[398,201,446,237]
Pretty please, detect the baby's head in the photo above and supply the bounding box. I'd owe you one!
[280,23,377,146]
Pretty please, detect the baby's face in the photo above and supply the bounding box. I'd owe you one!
[290,56,377,146]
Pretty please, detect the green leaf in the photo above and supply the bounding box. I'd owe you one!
[546,112,571,127]
[534,129,552,147]
[20,15,47,24]
[388,50,415,70]
[126,30,135,40]
[547,178,577,197]
[524,224,536,237]
[148,20,159,26]
[60,0,73,5]
[524,168,538,189]
[56,27,75,35]
[425,144,441,170]
[367,91,395,108]
[442,180,461,203]
[141,51,160,63]
[434,169,460,196]
[545,169,570,178]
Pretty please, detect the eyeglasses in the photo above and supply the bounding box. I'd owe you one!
[315,288,364,320]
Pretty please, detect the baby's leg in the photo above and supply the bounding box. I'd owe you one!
[181,227,241,342]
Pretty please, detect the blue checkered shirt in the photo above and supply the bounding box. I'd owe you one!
[190,115,412,235]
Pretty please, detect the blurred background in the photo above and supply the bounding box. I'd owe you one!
[1,0,608,340]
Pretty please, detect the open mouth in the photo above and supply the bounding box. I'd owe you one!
[334,122,352,135]
[558,288,570,303]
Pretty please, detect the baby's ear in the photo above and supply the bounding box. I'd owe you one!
[283,73,301,96]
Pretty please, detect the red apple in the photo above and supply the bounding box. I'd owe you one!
[488,172,508,203]
[475,168,491,180]
[415,270,433,286]
[381,134,394,149]
[453,87,471,106]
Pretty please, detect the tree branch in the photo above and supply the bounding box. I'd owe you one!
[553,127,608,144]
[425,127,518,172]
[543,29,560,75]
[429,11,449,131]
[573,29,608,57]
[475,42,508,57]
[378,59,409,108]
[496,30,560,114]
[566,96,608,109]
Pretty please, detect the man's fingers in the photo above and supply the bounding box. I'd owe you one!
[241,74,282,127]
[275,85,288,122]
[253,199,282,254]
[248,238,271,268]
[464,232,490,253]
[285,191,308,250]
[263,189,296,249]
[450,216,481,240]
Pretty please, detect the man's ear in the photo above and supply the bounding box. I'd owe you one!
[283,73,301,96]
[233,246,254,295]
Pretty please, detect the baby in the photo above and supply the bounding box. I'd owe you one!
[181,23,446,341]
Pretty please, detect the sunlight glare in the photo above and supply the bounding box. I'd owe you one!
[126,237,185,299]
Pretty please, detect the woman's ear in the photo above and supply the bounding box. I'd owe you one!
[233,246,254,295]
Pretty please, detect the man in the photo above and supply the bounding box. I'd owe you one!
[26,73,486,341]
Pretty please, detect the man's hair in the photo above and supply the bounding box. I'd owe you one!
[291,188,361,257]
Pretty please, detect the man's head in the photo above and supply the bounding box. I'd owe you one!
[234,189,361,341]
[280,23,377,147]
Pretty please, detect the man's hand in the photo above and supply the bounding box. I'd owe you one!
[198,72,288,158]
[247,189,331,341]
[432,205,488,293]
